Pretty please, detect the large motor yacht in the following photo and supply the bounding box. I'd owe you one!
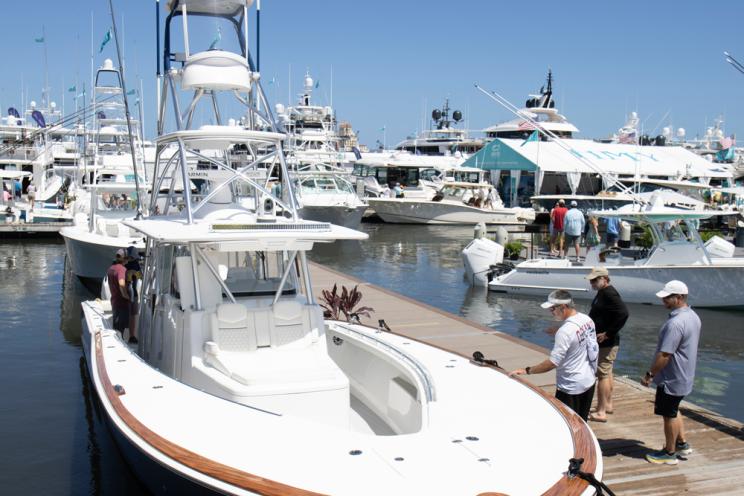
[395,100,482,156]
[483,70,579,141]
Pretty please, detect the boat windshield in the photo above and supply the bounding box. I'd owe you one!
[299,176,354,194]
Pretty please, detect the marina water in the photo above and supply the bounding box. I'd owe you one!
[1,227,743,493]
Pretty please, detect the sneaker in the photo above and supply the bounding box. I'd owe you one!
[646,449,678,465]
[128,336,139,345]
[676,441,692,455]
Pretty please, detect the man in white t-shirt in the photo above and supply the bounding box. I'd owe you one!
[509,289,599,421]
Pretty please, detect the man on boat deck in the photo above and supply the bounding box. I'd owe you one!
[642,280,700,465]
[509,290,599,421]
[564,201,585,261]
[107,248,130,337]
[550,199,567,256]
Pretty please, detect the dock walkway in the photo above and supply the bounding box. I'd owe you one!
[310,262,744,495]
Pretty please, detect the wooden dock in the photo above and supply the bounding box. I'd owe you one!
[0,221,71,238]
[309,262,744,495]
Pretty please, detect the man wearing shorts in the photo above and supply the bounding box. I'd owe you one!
[550,199,567,256]
[642,280,700,465]
[586,267,628,423]
[564,200,585,261]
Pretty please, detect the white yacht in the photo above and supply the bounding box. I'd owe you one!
[80,2,603,494]
[61,59,146,284]
[489,197,744,307]
[395,100,482,156]
[483,70,579,141]
[368,182,535,225]
[295,172,367,228]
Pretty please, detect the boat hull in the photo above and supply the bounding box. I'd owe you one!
[299,204,367,229]
[367,198,534,225]
[61,226,143,282]
[489,263,744,307]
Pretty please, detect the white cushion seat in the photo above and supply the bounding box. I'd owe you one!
[181,50,252,92]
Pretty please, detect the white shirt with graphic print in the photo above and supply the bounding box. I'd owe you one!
[549,312,598,394]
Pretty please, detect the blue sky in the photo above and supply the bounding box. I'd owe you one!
[2,0,744,147]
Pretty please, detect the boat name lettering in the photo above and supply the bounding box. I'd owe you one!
[569,149,659,163]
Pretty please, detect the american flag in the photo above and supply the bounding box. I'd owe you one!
[517,120,535,130]
[618,132,636,144]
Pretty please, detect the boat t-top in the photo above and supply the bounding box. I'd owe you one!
[80,1,603,494]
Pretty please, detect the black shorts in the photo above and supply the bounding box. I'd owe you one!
[606,233,619,244]
[556,384,596,422]
[654,384,684,418]
[112,305,129,333]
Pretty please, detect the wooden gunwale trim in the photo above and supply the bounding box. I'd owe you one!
[313,263,596,496]
[93,332,326,496]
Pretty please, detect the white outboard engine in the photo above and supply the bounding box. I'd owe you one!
[462,223,506,287]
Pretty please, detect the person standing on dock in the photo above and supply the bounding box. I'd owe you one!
[550,199,567,256]
[586,267,628,423]
[642,280,700,465]
[564,201,585,261]
[509,290,599,421]
[107,249,130,337]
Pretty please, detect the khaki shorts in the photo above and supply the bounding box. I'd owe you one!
[596,345,619,378]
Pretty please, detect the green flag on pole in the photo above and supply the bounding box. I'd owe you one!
[68,85,76,93]
[126,89,136,95]
[34,36,44,43]
[99,29,112,53]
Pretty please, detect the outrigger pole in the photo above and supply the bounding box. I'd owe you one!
[108,0,144,219]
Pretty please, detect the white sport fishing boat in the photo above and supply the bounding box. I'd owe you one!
[368,182,536,225]
[489,196,744,307]
[80,2,603,495]
[61,59,147,284]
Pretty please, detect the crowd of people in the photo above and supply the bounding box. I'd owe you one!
[509,273,701,467]
[549,199,619,261]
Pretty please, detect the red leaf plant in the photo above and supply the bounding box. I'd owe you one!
[319,284,375,322]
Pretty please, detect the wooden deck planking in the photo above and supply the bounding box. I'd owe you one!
[309,262,744,495]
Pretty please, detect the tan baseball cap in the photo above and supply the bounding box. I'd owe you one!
[585,266,609,280]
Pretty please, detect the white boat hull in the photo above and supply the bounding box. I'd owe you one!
[489,261,744,307]
[367,198,535,225]
[61,226,143,282]
[299,204,367,229]
[80,299,602,496]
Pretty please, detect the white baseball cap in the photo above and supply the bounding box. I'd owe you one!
[540,290,573,309]
[656,280,689,298]
[115,248,127,258]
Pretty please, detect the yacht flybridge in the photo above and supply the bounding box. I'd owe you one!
[81,2,602,494]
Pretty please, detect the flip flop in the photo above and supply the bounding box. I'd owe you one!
[589,414,608,423]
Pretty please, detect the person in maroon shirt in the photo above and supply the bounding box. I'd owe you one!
[550,199,568,257]
[107,248,130,335]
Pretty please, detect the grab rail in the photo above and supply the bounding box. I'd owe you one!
[329,322,437,402]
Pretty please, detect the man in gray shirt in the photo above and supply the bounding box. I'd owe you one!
[641,280,701,465]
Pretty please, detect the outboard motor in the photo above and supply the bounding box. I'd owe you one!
[462,224,505,287]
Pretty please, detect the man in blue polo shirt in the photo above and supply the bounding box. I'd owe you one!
[642,280,701,465]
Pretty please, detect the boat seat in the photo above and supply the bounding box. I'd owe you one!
[181,50,252,92]
[210,303,258,352]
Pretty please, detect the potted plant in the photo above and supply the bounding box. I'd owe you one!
[319,284,375,323]
[504,241,524,260]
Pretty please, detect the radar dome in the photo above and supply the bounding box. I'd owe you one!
[275,103,285,115]
[662,126,672,138]
[30,101,37,109]
[453,110,463,122]
[103,59,114,70]
[677,128,686,138]
[50,102,57,109]
[304,76,313,89]
[432,109,442,121]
